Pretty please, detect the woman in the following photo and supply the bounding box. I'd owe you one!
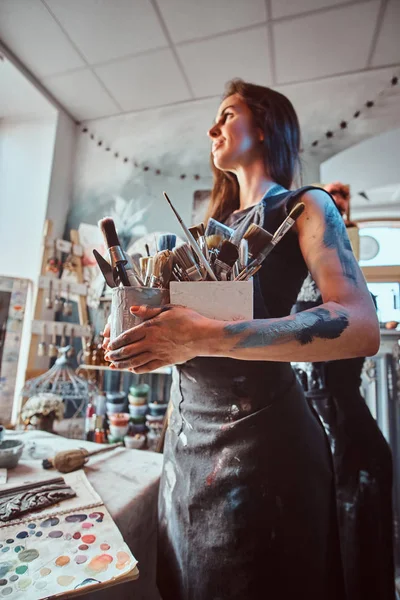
[292,182,395,600]
[104,80,381,599]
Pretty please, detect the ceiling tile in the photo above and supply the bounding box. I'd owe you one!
[371,0,400,67]
[0,0,85,78]
[94,49,192,111]
[45,0,168,65]
[156,0,267,44]
[274,1,380,83]
[177,27,272,97]
[271,0,351,20]
[43,69,121,120]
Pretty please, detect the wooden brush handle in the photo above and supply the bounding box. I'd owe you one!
[86,442,124,458]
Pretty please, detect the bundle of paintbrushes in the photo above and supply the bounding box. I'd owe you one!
[94,193,305,289]
[161,191,305,282]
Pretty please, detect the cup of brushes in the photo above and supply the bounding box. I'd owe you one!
[94,192,305,331]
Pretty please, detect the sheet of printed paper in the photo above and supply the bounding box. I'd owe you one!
[0,470,138,599]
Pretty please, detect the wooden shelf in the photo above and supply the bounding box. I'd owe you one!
[76,364,172,375]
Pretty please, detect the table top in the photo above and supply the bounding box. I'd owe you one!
[3,430,163,600]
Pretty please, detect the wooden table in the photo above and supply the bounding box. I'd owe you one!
[4,430,163,600]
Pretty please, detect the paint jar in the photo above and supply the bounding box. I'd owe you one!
[124,434,146,450]
[130,423,147,434]
[109,423,129,439]
[146,428,159,452]
[148,401,168,417]
[108,413,129,427]
[94,392,107,416]
[128,404,148,418]
[106,402,125,414]
[128,383,150,405]
[106,391,126,414]
[110,286,170,342]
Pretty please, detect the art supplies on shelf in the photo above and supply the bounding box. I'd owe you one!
[0,470,138,600]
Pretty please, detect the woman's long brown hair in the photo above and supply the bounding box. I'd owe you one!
[205,79,301,223]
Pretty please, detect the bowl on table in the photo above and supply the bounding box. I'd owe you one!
[0,440,24,469]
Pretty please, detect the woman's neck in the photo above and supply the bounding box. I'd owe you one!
[234,161,275,211]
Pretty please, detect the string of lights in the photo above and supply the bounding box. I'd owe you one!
[76,72,399,176]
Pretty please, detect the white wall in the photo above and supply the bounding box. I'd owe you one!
[46,111,77,240]
[0,112,77,414]
[320,128,400,220]
[0,118,57,280]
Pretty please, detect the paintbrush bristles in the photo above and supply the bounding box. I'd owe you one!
[288,202,305,220]
[217,240,239,267]
[188,224,205,240]
[157,234,177,252]
[173,244,197,270]
[206,234,223,251]
[243,224,273,258]
[98,217,120,248]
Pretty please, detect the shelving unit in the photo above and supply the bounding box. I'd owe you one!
[25,219,90,383]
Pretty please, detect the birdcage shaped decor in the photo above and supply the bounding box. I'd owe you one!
[21,347,98,420]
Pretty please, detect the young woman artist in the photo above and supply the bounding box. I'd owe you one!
[103,80,380,600]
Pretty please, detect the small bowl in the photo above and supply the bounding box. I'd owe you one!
[108,412,130,426]
[148,402,168,417]
[109,424,129,438]
[124,434,146,450]
[106,402,125,414]
[128,394,147,406]
[128,404,148,417]
[0,440,24,469]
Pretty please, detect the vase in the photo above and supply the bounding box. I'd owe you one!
[35,414,56,433]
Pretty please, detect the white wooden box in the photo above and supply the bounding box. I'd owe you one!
[170,280,253,321]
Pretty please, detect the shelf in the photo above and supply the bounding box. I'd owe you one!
[77,364,172,375]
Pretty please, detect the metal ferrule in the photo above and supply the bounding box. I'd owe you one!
[109,245,127,265]
[185,265,203,281]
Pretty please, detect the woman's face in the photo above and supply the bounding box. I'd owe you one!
[208,94,264,171]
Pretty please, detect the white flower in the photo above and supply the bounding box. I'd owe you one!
[21,393,65,422]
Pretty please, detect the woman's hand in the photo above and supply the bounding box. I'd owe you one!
[104,304,216,373]
[102,321,110,350]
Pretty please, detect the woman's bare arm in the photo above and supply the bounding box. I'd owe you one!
[105,189,380,372]
[201,189,380,362]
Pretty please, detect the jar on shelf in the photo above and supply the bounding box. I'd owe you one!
[128,383,150,406]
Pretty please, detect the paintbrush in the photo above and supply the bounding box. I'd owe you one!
[173,244,203,281]
[213,240,239,280]
[98,217,131,287]
[243,224,274,259]
[189,222,210,266]
[150,250,174,288]
[42,444,123,474]
[233,238,249,279]
[236,202,305,280]
[139,257,150,284]
[157,234,177,252]
[145,257,154,286]
[271,202,305,244]
[205,218,234,254]
[163,192,217,281]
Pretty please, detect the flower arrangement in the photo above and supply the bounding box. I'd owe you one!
[21,393,65,431]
